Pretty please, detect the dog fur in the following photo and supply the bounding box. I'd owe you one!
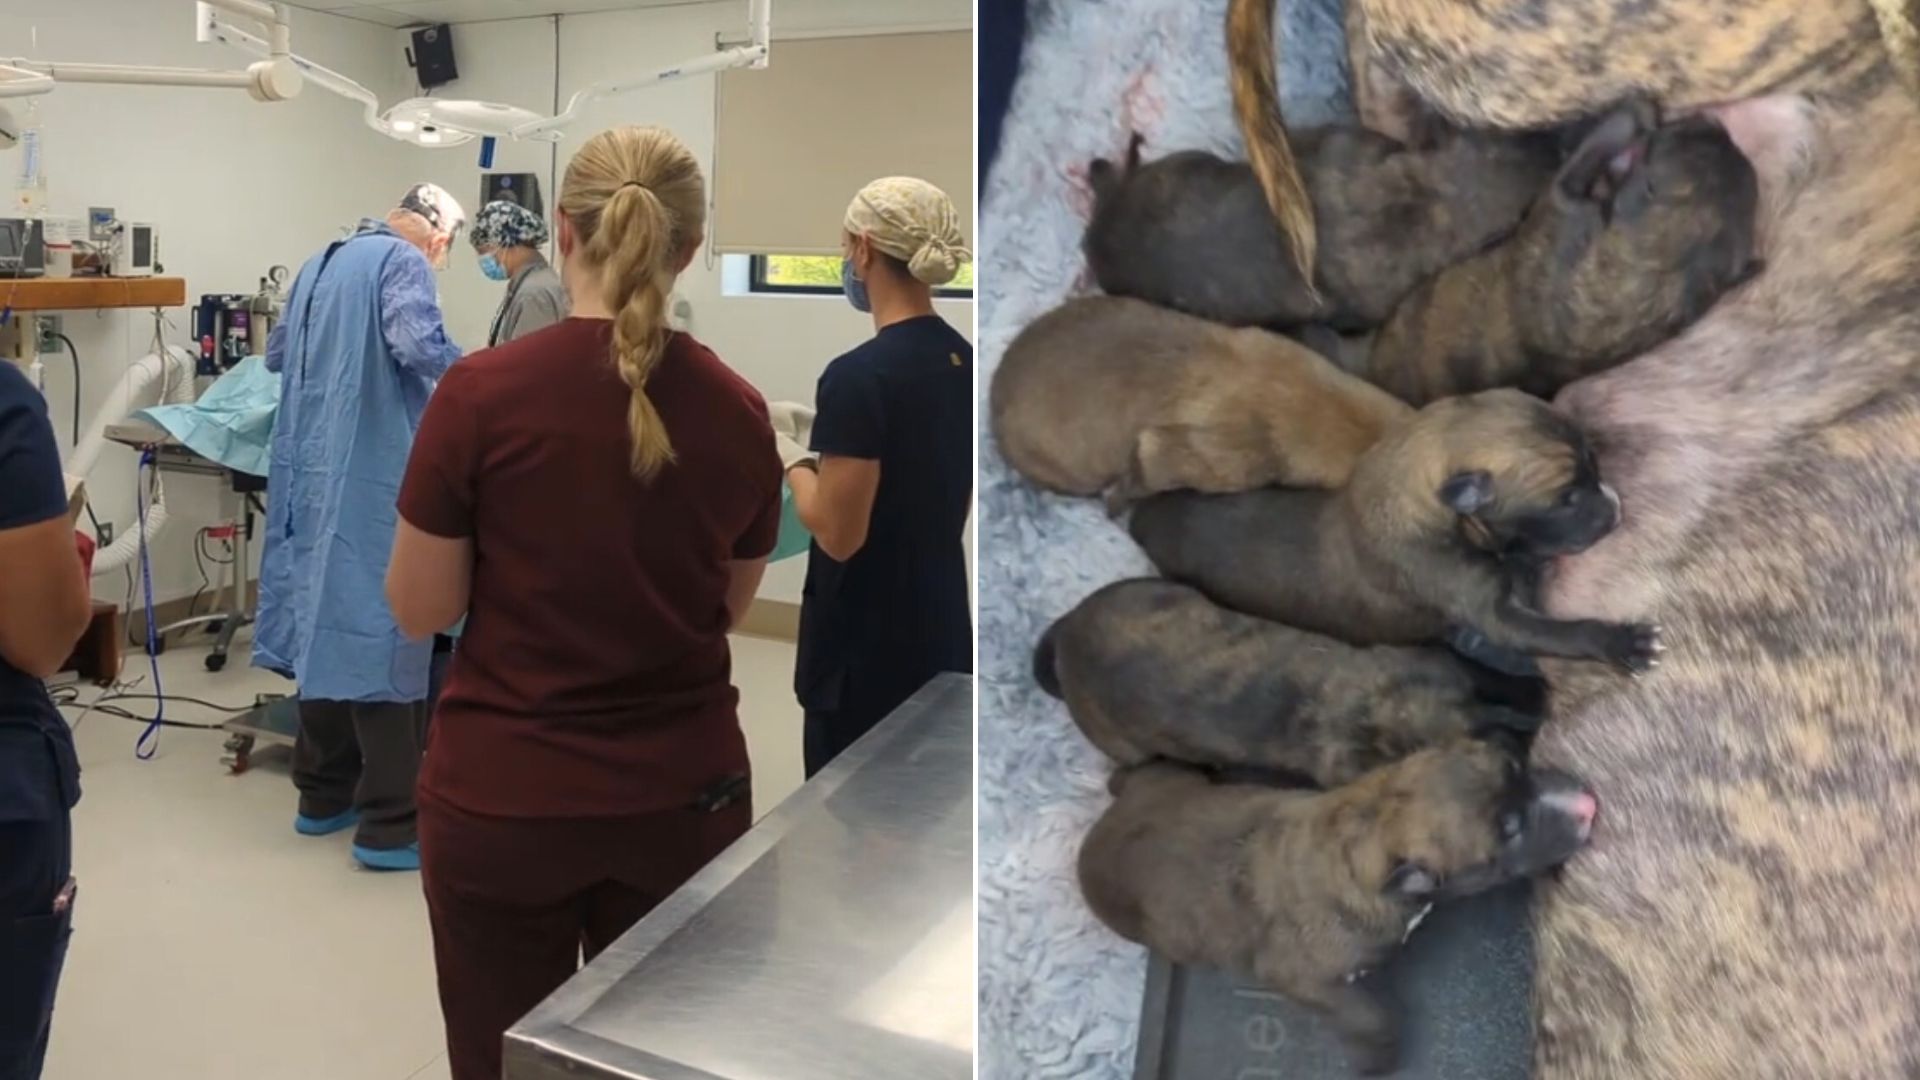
[1227,0,1890,283]
[1361,104,1763,405]
[1034,577,1545,785]
[1129,389,1660,671]
[1083,124,1558,331]
[1079,748,1596,1075]
[989,295,1411,510]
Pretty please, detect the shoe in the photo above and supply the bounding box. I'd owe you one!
[353,842,421,872]
[294,809,360,837]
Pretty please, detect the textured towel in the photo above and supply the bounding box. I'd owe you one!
[976,1,1351,1076]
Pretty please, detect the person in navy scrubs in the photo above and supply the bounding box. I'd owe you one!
[0,361,93,1080]
[776,177,975,776]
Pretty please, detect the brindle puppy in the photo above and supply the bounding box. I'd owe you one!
[1083,123,1559,330]
[1079,748,1596,1076]
[1225,0,1887,283]
[1361,104,1763,405]
[990,295,1411,511]
[1129,389,1661,671]
[1035,577,1544,784]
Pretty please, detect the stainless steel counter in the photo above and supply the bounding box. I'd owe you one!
[504,672,975,1080]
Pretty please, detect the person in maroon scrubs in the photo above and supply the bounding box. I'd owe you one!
[385,125,782,1080]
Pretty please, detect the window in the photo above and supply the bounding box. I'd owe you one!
[749,254,974,299]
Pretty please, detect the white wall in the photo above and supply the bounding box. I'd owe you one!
[0,0,414,609]
[400,0,973,603]
[4,0,973,617]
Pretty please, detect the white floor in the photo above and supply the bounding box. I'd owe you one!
[42,627,806,1080]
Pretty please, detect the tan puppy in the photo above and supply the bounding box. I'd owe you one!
[1080,749,1596,1075]
[1361,105,1762,405]
[990,295,1410,511]
[1035,577,1544,785]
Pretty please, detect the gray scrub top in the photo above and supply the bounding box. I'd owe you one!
[489,255,570,347]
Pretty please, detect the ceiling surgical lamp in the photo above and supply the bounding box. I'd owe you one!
[4,1,301,103]
[205,0,772,161]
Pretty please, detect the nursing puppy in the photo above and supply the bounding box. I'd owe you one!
[990,295,1411,510]
[1225,0,1882,283]
[1083,124,1559,330]
[1035,578,1545,785]
[1360,105,1763,405]
[1129,389,1660,671]
[1079,748,1597,1075]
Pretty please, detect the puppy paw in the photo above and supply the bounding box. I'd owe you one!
[1605,622,1664,674]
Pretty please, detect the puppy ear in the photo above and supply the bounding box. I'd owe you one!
[1438,470,1495,514]
[1384,861,1439,898]
[1554,98,1655,209]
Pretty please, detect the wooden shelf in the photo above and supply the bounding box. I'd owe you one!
[0,276,187,311]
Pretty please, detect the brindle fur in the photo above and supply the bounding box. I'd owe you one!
[1226,0,1891,282]
[1507,84,1920,1077]
[989,295,1411,510]
[1083,125,1558,330]
[1079,748,1594,1075]
[1363,105,1762,405]
[1128,390,1659,669]
[1035,578,1545,784]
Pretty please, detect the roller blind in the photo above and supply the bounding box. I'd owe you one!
[714,31,973,257]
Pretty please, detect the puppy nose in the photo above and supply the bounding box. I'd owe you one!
[1565,790,1599,837]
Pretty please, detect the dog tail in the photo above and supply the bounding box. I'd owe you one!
[1228,0,1317,293]
[1032,622,1064,699]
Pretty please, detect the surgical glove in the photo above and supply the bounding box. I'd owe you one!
[768,401,817,448]
[776,432,817,472]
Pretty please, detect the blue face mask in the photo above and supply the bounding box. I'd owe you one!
[841,258,872,314]
[478,253,509,282]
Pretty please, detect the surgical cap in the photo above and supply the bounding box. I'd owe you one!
[469,200,550,252]
[398,182,467,243]
[844,177,971,287]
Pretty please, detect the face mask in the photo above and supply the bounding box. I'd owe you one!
[841,257,872,314]
[479,253,509,281]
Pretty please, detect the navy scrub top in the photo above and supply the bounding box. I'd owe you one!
[0,362,81,824]
[796,315,975,716]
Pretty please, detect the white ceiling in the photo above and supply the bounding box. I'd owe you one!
[288,0,699,28]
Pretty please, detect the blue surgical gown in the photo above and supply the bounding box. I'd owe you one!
[253,220,462,703]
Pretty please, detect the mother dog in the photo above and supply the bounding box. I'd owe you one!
[1230,1,1920,1076]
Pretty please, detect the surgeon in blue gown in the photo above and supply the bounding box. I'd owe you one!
[255,183,466,872]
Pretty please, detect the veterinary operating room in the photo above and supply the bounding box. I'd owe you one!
[0,1,974,1077]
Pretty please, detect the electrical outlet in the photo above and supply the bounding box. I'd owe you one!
[34,315,61,355]
[98,521,114,546]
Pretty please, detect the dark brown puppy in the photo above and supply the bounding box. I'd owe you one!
[1129,389,1660,671]
[1035,577,1544,784]
[1079,749,1596,1075]
[990,295,1411,511]
[1225,0,1883,283]
[1361,106,1763,405]
[1083,124,1559,331]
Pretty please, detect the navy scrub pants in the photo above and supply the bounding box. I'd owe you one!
[0,787,73,1079]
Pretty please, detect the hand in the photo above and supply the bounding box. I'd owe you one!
[775,432,816,473]
[768,401,817,447]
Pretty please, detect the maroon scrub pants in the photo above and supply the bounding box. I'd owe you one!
[418,787,751,1080]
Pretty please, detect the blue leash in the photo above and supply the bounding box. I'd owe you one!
[134,449,165,760]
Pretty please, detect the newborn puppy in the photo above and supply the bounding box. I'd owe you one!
[1361,103,1764,405]
[1129,389,1661,671]
[1083,125,1560,331]
[1079,747,1596,1075]
[1035,577,1544,785]
[991,296,1411,511]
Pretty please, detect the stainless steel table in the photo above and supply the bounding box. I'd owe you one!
[505,672,975,1080]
